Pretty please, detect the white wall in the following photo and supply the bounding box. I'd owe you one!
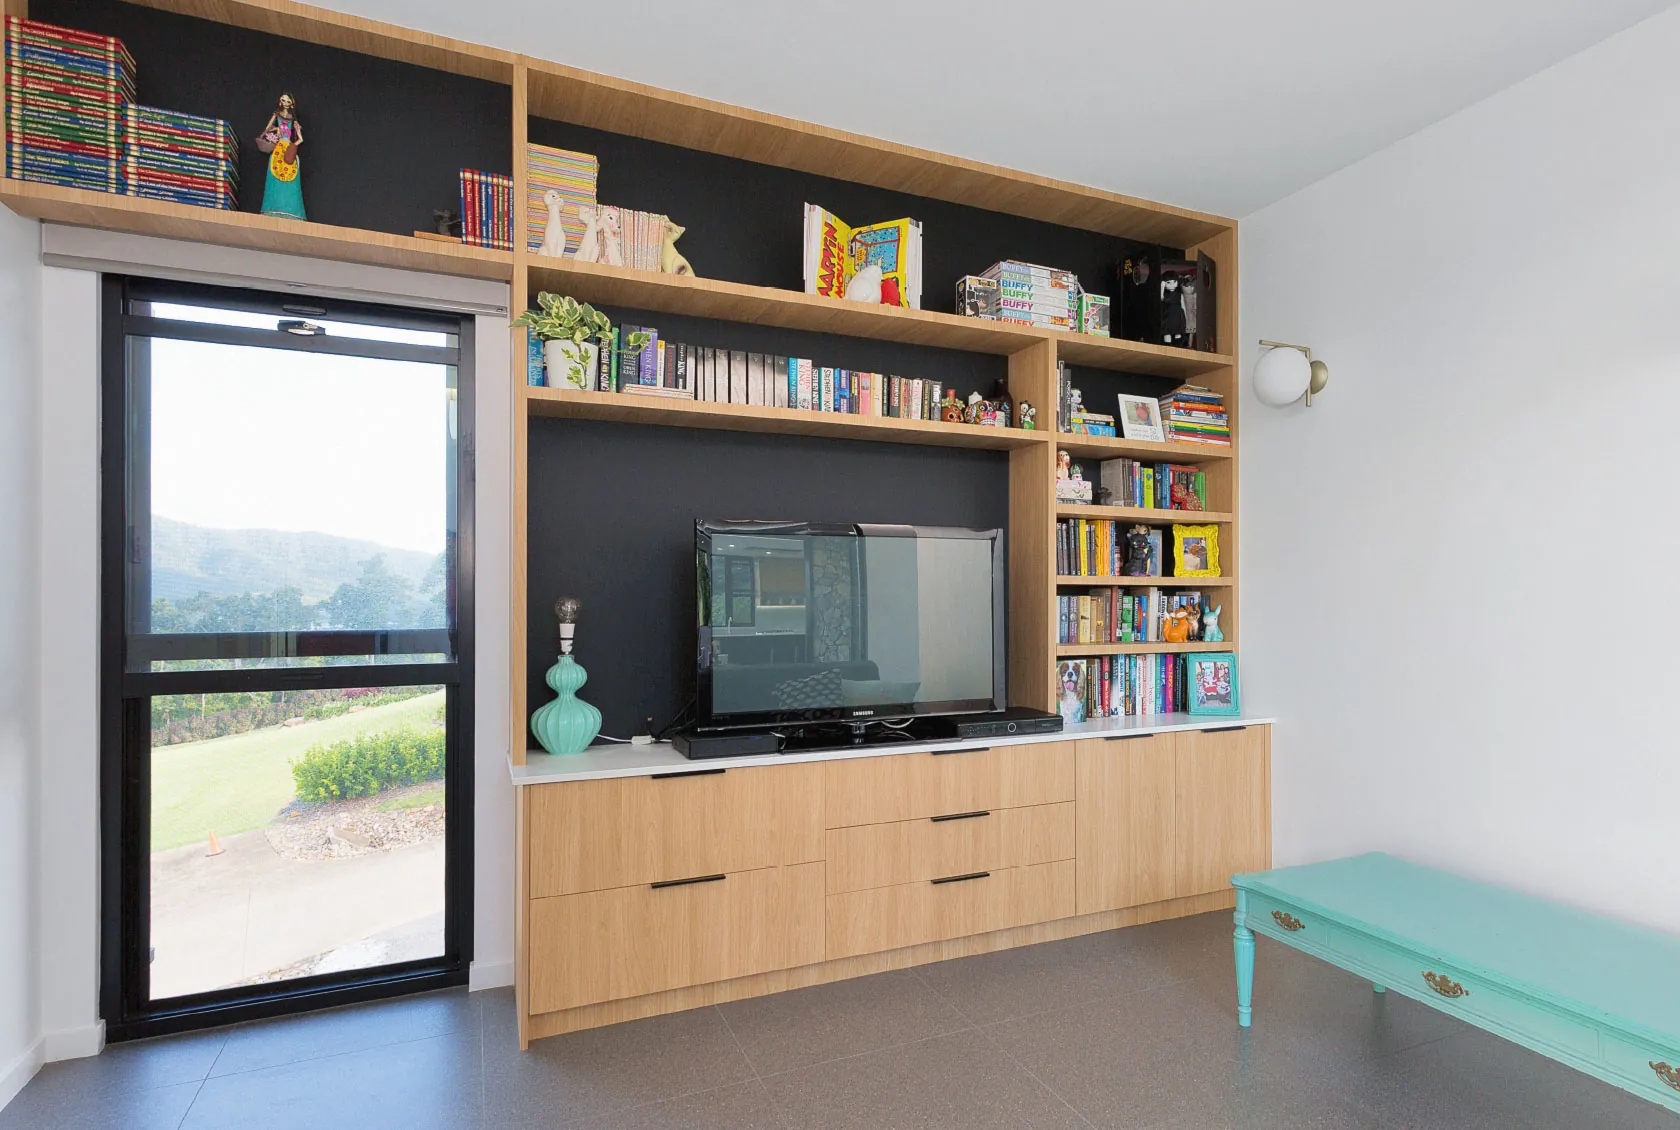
[0,211,43,1108]
[1241,5,1680,934]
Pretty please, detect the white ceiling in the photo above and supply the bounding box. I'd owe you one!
[328,0,1673,217]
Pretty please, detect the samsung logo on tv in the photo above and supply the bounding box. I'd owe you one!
[850,709,875,717]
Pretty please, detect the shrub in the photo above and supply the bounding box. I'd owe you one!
[290,726,445,802]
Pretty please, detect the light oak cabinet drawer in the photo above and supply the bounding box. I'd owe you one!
[527,763,823,898]
[528,862,825,1014]
[824,743,1075,828]
[826,802,1075,894]
[826,860,1075,959]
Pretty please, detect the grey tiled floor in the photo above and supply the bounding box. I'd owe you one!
[5,911,1675,1129]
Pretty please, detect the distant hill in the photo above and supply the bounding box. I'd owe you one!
[151,516,438,603]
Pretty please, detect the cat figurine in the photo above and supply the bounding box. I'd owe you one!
[660,219,694,275]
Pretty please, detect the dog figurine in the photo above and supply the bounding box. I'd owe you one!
[537,190,568,258]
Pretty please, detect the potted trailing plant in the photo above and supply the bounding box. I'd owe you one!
[513,292,648,390]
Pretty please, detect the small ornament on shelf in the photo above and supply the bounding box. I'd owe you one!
[1018,401,1036,430]
[257,92,305,220]
[1122,524,1155,576]
[537,190,569,258]
[1202,604,1224,643]
[1162,608,1193,643]
[660,219,694,275]
[939,388,964,422]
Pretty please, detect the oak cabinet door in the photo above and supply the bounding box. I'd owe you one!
[1075,735,1177,914]
[1173,726,1268,897]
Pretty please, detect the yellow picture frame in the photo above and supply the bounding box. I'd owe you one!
[1172,524,1221,577]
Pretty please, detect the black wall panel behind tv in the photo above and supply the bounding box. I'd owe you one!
[526,420,1009,747]
[34,0,512,236]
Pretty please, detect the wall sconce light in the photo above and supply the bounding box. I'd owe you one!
[1254,340,1330,407]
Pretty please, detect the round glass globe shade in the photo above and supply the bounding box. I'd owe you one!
[1254,347,1311,407]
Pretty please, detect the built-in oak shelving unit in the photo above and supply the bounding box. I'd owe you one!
[0,0,1241,755]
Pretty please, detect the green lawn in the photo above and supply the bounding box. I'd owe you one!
[150,690,447,852]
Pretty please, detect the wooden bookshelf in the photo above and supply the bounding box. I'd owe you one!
[0,0,1243,755]
[1056,576,1235,588]
[1055,505,1233,525]
[0,177,516,281]
[1056,642,1232,657]
[528,257,1226,377]
[1053,432,1234,462]
[527,386,1050,451]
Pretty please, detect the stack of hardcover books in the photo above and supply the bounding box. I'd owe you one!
[524,143,597,253]
[460,168,514,250]
[980,260,1079,331]
[1158,385,1231,445]
[123,105,237,209]
[4,17,135,194]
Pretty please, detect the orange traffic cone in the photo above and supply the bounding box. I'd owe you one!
[206,830,225,857]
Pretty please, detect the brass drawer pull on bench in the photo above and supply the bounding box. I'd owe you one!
[1271,910,1304,931]
[1422,972,1469,998]
[1652,1062,1680,1092]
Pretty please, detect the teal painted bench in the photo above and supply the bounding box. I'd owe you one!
[1231,853,1680,1116]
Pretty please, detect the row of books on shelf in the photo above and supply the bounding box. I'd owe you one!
[1058,519,1165,578]
[1059,589,1213,645]
[1092,460,1210,512]
[955,262,1109,335]
[529,329,964,420]
[1058,653,1189,722]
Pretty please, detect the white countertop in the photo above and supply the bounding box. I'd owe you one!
[507,713,1274,786]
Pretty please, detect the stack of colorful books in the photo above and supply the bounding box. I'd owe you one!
[524,143,597,254]
[459,168,514,250]
[1158,385,1231,445]
[123,105,237,209]
[980,260,1079,331]
[4,16,135,194]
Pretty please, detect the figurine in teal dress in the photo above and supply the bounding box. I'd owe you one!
[257,93,305,220]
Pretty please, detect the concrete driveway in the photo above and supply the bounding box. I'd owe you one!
[149,828,445,1000]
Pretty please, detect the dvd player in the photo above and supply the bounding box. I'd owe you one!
[950,706,1064,740]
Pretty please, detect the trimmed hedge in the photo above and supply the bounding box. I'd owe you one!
[291,726,445,802]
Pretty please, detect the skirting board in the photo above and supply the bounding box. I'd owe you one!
[526,888,1237,1042]
[0,1039,44,1116]
[43,1021,104,1063]
[470,959,515,992]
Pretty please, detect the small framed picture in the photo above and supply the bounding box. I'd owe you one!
[1117,394,1165,442]
[1172,523,1221,577]
[1186,652,1240,716]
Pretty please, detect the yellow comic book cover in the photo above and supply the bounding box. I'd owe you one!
[804,203,922,308]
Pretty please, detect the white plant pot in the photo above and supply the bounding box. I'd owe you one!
[544,338,598,391]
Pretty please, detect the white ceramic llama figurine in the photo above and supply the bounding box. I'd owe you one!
[537,190,568,258]
[573,204,603,263]
[598,206,624,266]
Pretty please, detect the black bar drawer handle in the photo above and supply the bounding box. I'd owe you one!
[650,874,727,890]
[1205,725,1247,734]
[931,810,991,823]
[1105,733,1153,741]
[932,871,991,885]
[932,746,989,756]
[651,768,726,780]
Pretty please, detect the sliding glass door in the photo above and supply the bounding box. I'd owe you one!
[100,278,474,1037]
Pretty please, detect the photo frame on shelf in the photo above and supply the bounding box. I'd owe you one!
[1186,652,1240,716]
[1117,394,1165,442]
[1172,523,1221,577]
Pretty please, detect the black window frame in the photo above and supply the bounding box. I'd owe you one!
[99,276,477,1040]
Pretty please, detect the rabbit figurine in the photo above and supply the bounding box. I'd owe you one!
[1202,604,1224,643]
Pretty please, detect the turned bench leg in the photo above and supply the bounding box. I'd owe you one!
[1373,983,1387,994]
[1234,890,1254,1028]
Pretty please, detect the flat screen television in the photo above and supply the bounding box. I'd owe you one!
[695,520,1005,731]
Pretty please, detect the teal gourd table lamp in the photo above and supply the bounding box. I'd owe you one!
[530,596,602,755]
